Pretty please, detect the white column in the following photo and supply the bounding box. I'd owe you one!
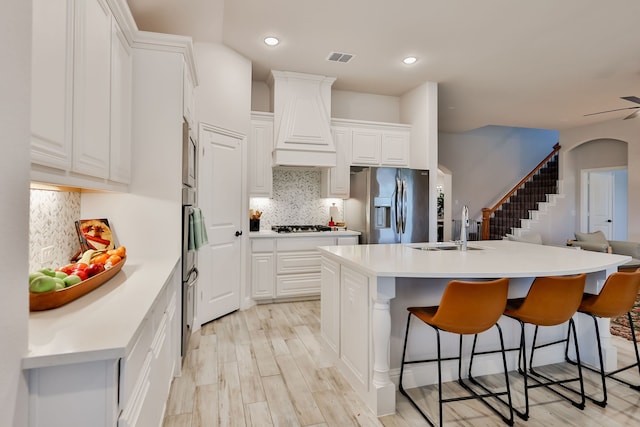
[371,276,396,416]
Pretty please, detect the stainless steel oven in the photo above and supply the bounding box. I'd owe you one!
[181,119,198,357]
[182,188,198,357]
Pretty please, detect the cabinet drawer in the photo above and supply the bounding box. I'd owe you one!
[276,272,321,297]
[277,237,335,251]
[337,236,359,245]
[119,318,152,409]
[277,251,321,274]
[252,238,275,252]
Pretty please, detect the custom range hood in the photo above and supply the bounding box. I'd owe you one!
[269,71,337,167]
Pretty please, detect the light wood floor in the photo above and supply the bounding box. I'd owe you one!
[163,300,640,426]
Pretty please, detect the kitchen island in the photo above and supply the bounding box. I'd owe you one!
[318,240,631,416]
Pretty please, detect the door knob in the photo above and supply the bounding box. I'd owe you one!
[235,230,243,237]
[607,219,613,223]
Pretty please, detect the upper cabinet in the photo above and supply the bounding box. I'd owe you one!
[249,112,274,197]
[72,0,113,178]
[31,0,132,190]
[348,120,410,167]
[109,19,133,184]
[321,125,351,199]
[30,0,73,171]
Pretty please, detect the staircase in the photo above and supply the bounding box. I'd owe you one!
[482,144,561,240]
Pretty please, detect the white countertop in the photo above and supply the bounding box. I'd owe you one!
[249,230,361,238]
[23,255,179,369]
[318,240,631,278]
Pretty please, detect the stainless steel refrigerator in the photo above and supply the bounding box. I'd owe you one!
[345,166,429,244]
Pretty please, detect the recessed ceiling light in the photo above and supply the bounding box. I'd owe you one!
[264,37,279,46]
[403,56,417,65]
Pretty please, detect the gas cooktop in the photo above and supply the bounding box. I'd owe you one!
[271,225,332,233]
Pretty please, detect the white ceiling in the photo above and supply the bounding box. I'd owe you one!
[127,0,640,133]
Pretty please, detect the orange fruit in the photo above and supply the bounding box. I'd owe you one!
[92,253,109,265]
[115,246,126,258]
[107,254,122,265]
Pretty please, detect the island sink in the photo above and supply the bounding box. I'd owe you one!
[410,242,484,251]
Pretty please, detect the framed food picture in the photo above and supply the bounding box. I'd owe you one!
[75,218,116,252]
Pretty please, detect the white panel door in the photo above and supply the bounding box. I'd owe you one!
[588,171,614,239]
[198,125,243,324]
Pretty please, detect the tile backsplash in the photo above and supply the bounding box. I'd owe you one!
[250,169,344,229]
[29,189,81,272]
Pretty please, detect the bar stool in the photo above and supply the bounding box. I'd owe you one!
[572,268,640,406]
[503,274,587,420]
[399,278,514,427]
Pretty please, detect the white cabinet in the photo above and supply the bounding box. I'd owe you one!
[109,19,133,184]
[347,121,411,167]
[30,0,73,170]
[249,112,274,197]
[31,0,133,189]
[251,239,275,299]
[119,271,179,427]
[351,128,381,165]
[72,0,112,178]
[250,234,359,301]
[321,126,351,199]
[339,266,370,390]
[320,256,341,354]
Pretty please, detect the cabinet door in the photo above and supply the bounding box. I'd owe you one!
[276,272,321,297]
[321,257,340,354]
[109,20,132,184]
[30,0,73,170]
[248,115,273,197]
[351,129,381,165]
[322,126,351,198]
[340,266,369,390]
[72,0,111,178]
[251,253,275,299]
[381,130,410,166]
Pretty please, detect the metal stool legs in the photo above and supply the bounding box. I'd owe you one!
[399,312,514,427]
[569,311,640,407]
[504,316,585,420]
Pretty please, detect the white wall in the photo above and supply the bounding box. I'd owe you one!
[560,118,640,241]
[331,90,400,123]
[194,42,252,135]
[0,0,30,424]
[250,82,402,126]
[439,126,559,221]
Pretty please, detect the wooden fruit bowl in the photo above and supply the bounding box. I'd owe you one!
[29,257,126,311]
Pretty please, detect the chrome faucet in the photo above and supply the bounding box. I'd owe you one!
[460,205,469,251]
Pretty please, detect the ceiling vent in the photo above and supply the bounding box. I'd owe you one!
[327,52,355,63]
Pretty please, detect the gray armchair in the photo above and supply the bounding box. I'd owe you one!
[568,231,640,270]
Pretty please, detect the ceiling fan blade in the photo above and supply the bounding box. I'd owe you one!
[584,106,640,117]
[621,95,640,105]
[623,109,640,120]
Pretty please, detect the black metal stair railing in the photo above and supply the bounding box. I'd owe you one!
[481,144,561,240]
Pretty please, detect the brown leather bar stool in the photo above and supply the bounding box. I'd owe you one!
[399,278,514,427]
[503,274,587,420]
[572,268,640,406]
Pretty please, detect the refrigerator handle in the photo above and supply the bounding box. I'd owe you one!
[395,177,402,233]
[401,179,407,233]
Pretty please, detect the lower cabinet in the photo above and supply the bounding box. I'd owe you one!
[27,266,180,427]
[251,235,358,301]
[320,259,370,394]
